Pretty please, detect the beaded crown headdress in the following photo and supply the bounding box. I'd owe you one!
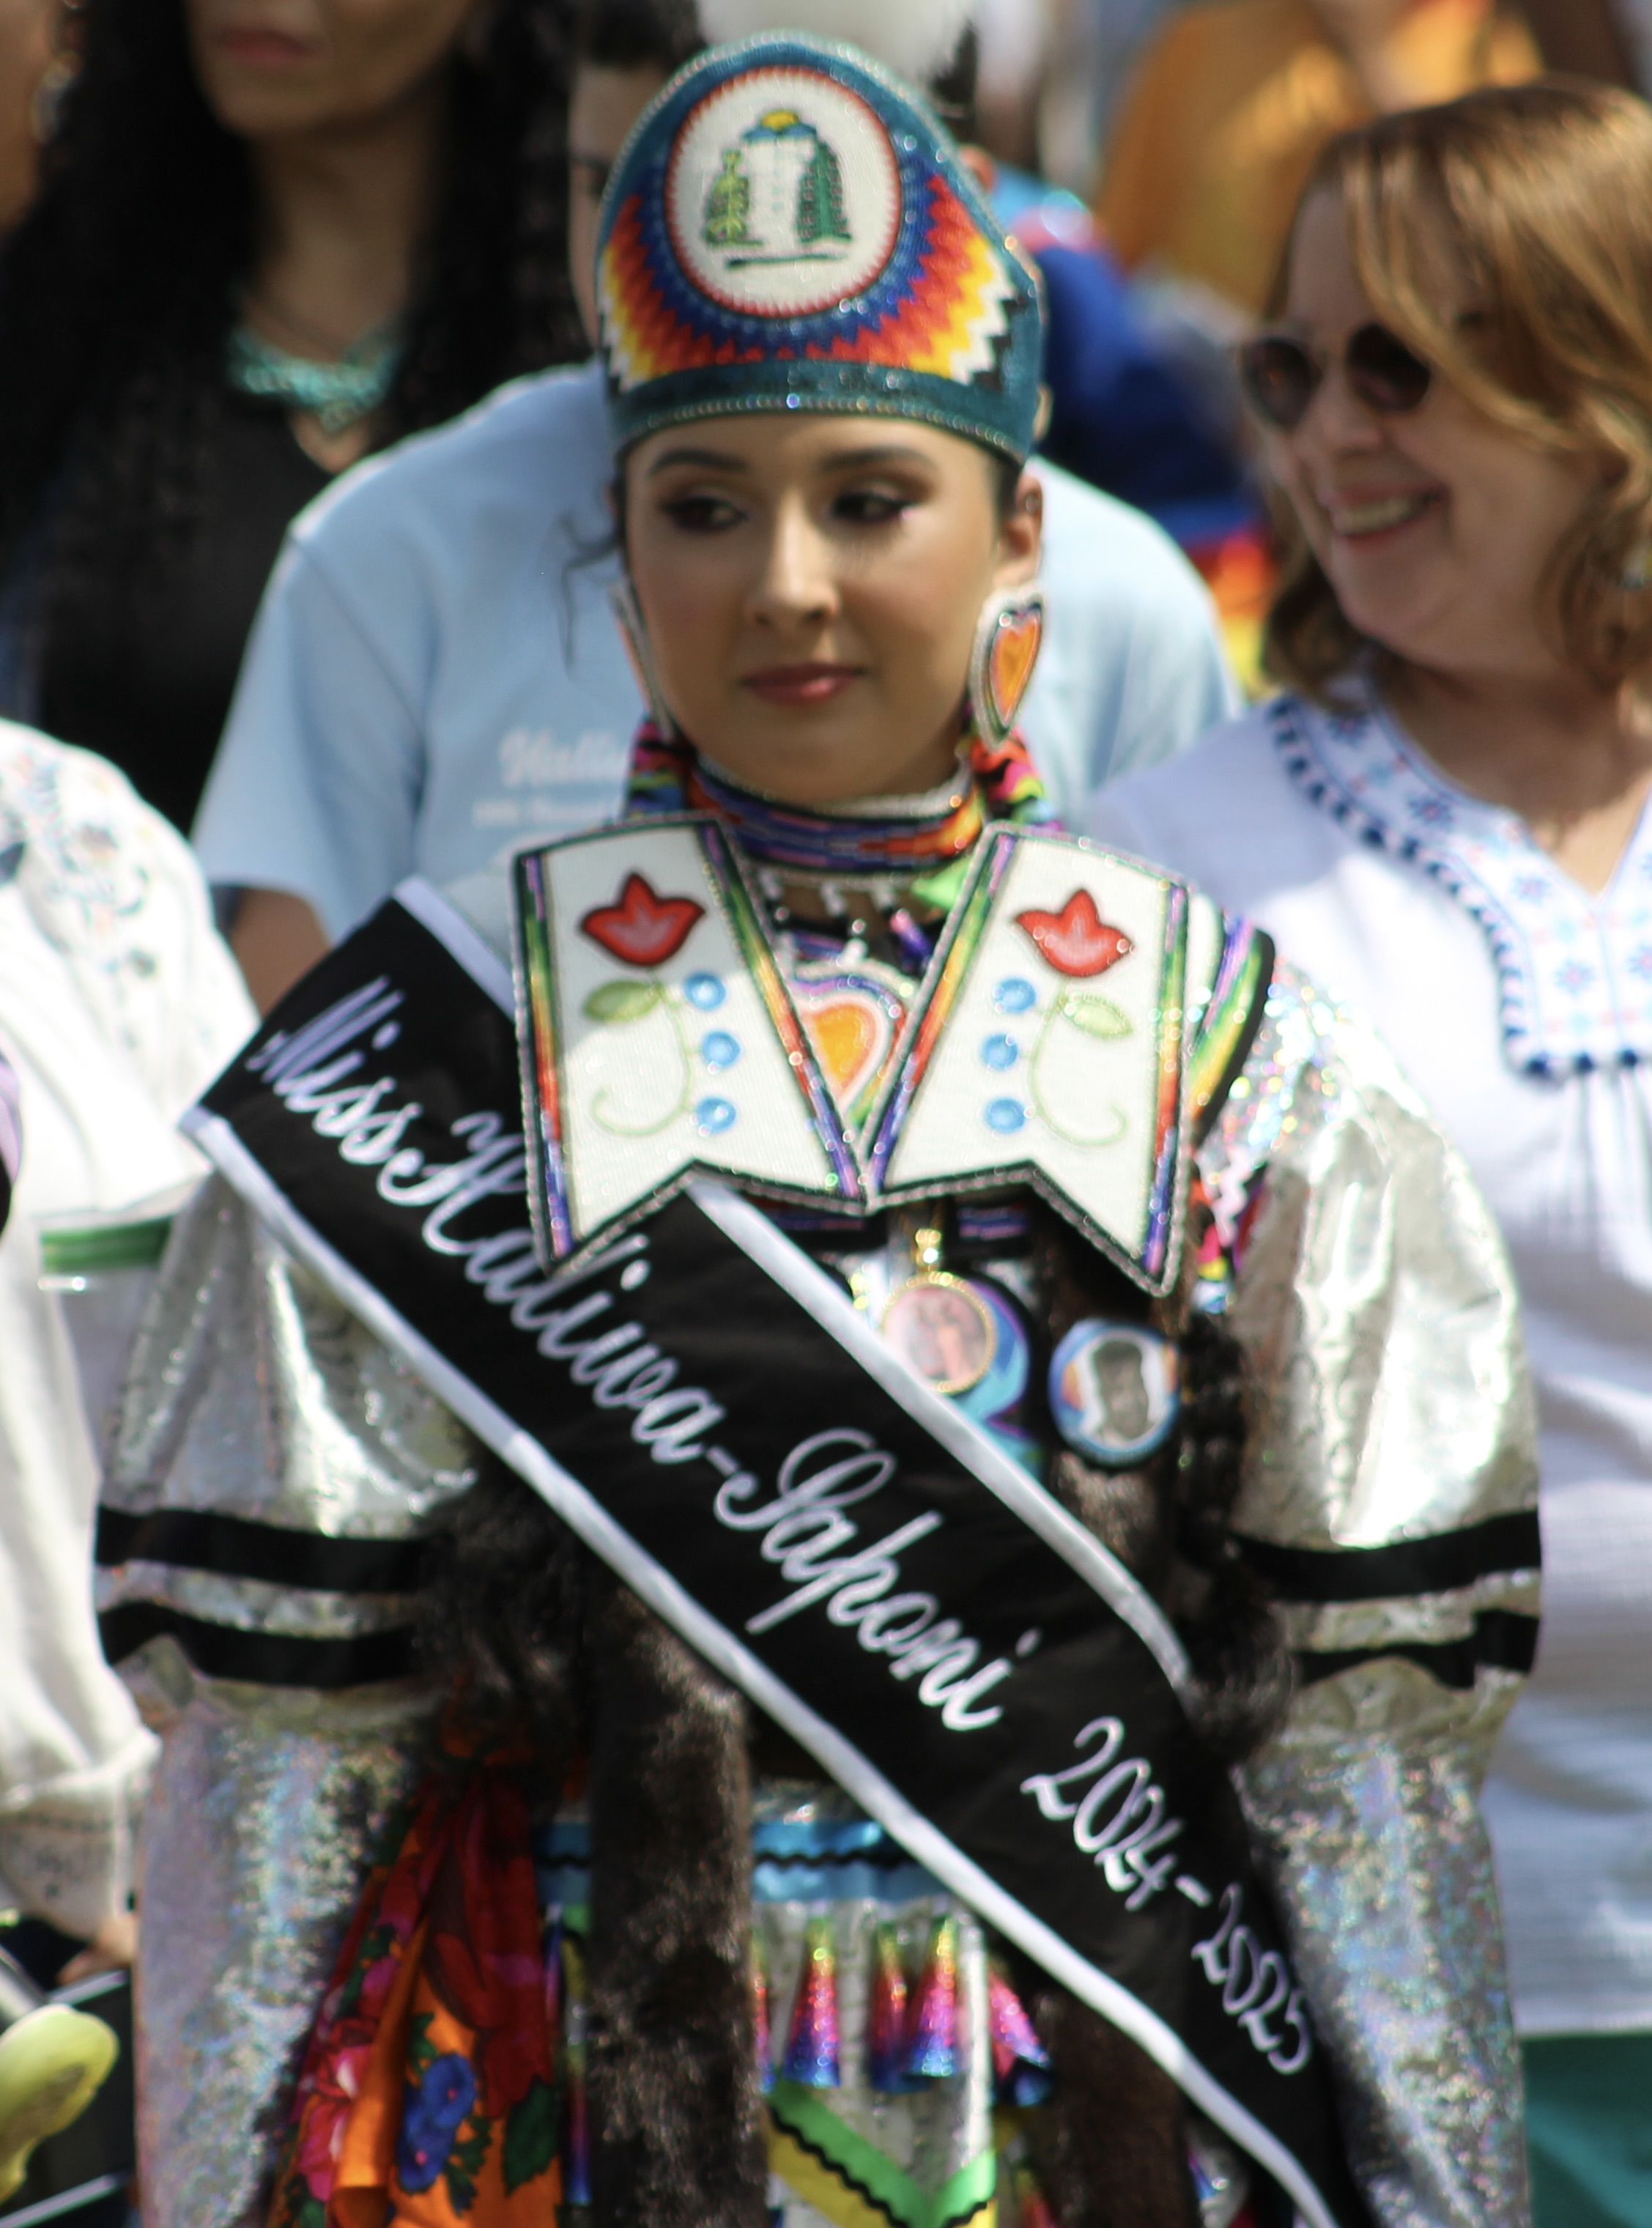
[595,33,1045,463]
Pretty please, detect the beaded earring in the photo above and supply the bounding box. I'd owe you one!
[609,577,680,739]
[968,587,1045,747]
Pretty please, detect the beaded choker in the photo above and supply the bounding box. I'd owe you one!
[226,319,404,435]
[623,725,1052,911]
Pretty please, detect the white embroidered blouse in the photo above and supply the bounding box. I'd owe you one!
[0,723,253,1935]
[1093,684,1652,2038]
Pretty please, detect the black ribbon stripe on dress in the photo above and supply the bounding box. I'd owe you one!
[96,1492,428,1689]
[1237,1513,1541,1692]
[96,1506,429,1595]
[97,1603,418,1688]
[1237,1509,1541,1604]
[182,878,1372,2228]
[1296,1610,1540,1691]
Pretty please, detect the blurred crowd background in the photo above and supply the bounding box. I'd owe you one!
[0,0,1641,826]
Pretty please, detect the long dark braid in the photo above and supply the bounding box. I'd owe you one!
[422,1448,586,1799]
[0,0,585,640]
[1036,1205,1290,1766]
[1171,1309,1292,1761]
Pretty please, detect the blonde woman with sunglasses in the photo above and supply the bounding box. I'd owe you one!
[1094,78,1652,2228]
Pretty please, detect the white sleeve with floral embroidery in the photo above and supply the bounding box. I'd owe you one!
[0,720,254,1936]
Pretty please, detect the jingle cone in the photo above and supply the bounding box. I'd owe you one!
[752,1936,774,2094]
[903,1915,960,2081]
[987,1961,1053,2106]
[866,1924,911,2093]
[781,1917,842,2089]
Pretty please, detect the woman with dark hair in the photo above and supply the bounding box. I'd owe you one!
[1094,78,1652,2228]
[102,32,1535,2228]
[0,0,585,831]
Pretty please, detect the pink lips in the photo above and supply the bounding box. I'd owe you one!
[213,25,317,67]
[741,663,862,708]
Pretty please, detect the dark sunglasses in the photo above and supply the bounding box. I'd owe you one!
[1237,322,1433,432]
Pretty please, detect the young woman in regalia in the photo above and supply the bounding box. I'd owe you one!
[100,35,1539,2228]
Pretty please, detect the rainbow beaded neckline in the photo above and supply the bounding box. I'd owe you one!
[623,722,1051,911]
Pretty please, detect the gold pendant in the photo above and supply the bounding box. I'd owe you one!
[878,1223,995,1396]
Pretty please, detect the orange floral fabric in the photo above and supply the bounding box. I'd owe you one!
[267,1763,559,2228]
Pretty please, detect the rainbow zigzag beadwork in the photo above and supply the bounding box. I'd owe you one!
[596,36,1044,462]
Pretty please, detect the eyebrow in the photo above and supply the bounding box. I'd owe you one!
[644,442,937,478]
[645,446,751,476]
[818,444,936,472]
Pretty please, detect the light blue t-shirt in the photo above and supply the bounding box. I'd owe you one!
[195,359,1237,941]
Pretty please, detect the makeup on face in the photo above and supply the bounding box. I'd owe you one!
[740,664,866,709]
[624,415,1035,807]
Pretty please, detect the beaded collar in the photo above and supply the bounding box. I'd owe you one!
[623,723,1052,916]
[1270,685,1652,1076]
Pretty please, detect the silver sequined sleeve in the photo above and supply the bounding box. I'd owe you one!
[100,1176,479,2228]
[1204,965,1538,2228]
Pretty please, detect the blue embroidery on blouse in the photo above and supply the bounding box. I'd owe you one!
[1270,690,1652,1076]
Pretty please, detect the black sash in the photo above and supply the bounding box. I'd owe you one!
[185,881,1370,2228]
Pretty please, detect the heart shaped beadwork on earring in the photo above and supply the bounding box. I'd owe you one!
[969,587,1045,747]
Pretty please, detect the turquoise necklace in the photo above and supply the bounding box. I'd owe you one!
[226,313,404,435]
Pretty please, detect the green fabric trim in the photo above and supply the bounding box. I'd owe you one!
[768,2080,996,2228]
[928,2150,997,2228]
[906,854,973,914]
[38,1215,174,1276]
